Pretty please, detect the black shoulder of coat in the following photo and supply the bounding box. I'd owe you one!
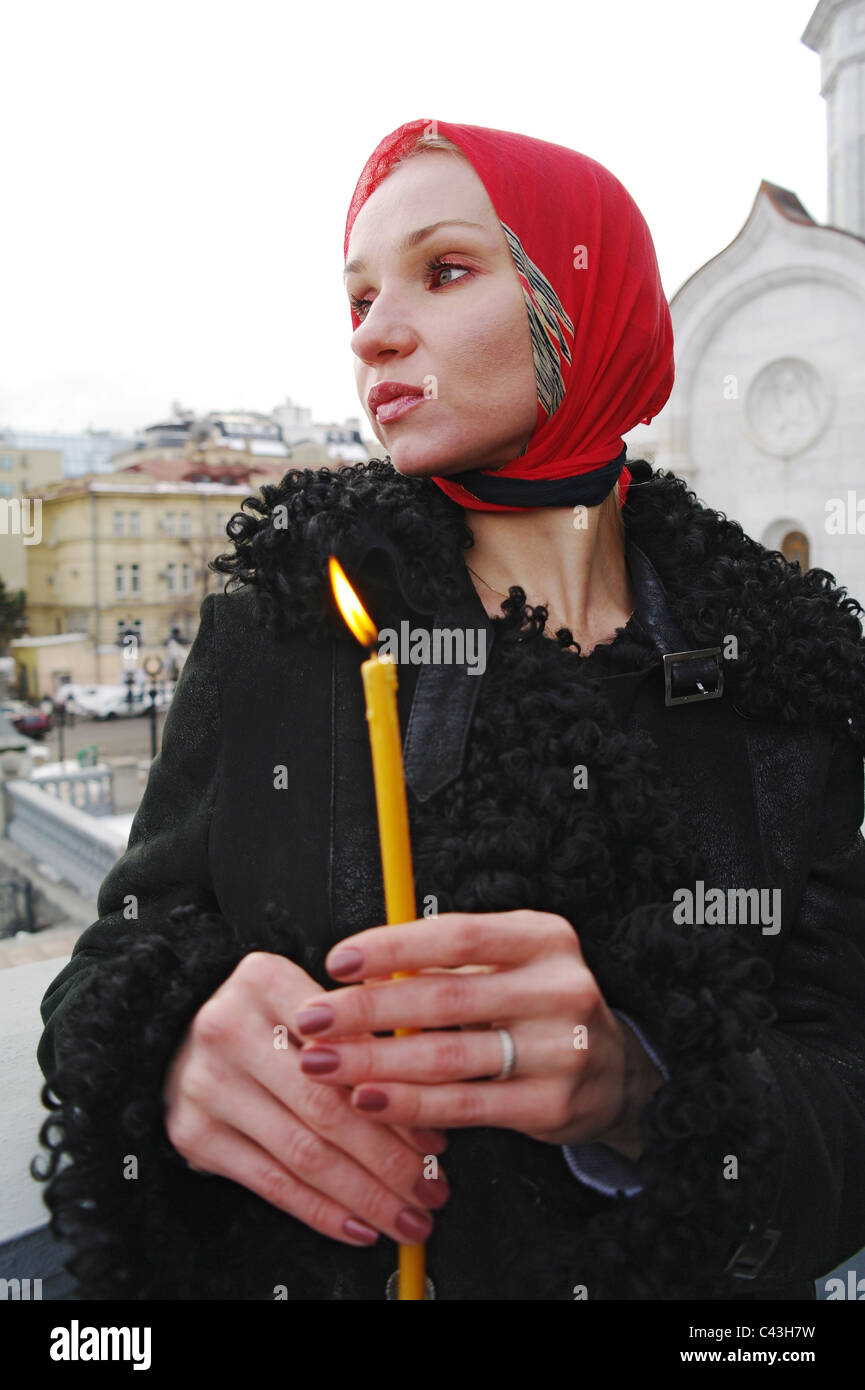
[209,456,865,750]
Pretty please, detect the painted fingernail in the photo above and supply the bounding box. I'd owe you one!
[396,1208,434,1242]
[418,1129,448,1154]
[300,1048,340,1074]
[414,1175,451,1210]
[328,948,364,978]
[295,1006,334,1035]
[355,1088,388,1112]
[343,1218,379,1245]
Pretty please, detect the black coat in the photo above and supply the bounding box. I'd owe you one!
[35,459,865,1301]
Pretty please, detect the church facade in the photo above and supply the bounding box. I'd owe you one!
[625,0,865,608]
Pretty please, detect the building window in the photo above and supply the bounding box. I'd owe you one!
[0,456,12,470]
[129,511,141,536]
[164,512,175,535]
[0,482,13,497]
[781,530,809,571]
[166,563,176,593]
[117,618,143,644]
[130,563,140,594]
[179,511,191,537]
[113,511,124,536]
[181,562,192,592]
[115,563,125,595]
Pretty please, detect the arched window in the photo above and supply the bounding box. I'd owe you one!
[781,530,809,570]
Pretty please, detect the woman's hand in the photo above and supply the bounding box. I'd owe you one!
[162,952,450,1248]
[292,910,664,1150]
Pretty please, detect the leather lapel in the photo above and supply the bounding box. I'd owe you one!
[327,635,388,948]
[402,567,494,803]
[626,538,690,653]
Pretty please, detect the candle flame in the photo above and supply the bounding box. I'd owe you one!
[328,556,378,647]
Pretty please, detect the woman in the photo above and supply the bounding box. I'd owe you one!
[35,118,865,1301]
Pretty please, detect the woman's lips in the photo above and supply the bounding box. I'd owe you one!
[375,394,425,425]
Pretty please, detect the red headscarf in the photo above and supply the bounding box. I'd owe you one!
[344,118,674,513]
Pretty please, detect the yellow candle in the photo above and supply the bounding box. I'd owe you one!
[360,652,417,938]
[329,557,427,1301]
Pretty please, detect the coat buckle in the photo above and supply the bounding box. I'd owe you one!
[723,1223,782,1279]
[663,647,724,706]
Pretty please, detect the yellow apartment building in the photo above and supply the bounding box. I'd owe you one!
[19,464,286,687]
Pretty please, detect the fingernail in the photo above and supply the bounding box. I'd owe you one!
[328,948,364,978]
[344,1218,379,1245]
[296,1006,334,1036]
[300,1048,340,1074]
[413,1175,450,1210]
[417,1129,448,1154]
[355,1088,388,1112]
[396,1208,434,1242]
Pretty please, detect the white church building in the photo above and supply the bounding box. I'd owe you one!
[625,0,865,608]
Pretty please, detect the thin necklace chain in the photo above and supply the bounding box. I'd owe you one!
[464,562,513,599]
[464,562,636,639]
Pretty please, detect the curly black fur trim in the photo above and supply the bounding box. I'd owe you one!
[210,459,472,645]
[620,469,865,750]
[575,910,782,1299]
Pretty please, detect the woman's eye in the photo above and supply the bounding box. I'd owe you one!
[426,258,471,288]
[349,258,472,323]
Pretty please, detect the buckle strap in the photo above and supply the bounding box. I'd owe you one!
[625,542,726,710]
[663,648,724,706]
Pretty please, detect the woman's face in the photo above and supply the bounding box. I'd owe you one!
[345,151,538,478]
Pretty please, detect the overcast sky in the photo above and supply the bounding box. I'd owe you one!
[1,0,827,438]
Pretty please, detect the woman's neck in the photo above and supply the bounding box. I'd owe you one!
[461,499,635,652]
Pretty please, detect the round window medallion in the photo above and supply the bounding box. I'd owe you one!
[745,358,830,457]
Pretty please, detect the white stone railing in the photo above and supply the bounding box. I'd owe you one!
[29,761,115,817]
[3,780,128,900]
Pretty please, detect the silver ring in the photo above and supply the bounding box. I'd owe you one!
[493,1027,516,1081]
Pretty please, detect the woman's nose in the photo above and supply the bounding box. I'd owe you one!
[351,295,418,366]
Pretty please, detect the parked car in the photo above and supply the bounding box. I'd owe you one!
[53,684,90,719]
[0,701,53,739]
[59,683,174,720]
[77,686,147,720]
